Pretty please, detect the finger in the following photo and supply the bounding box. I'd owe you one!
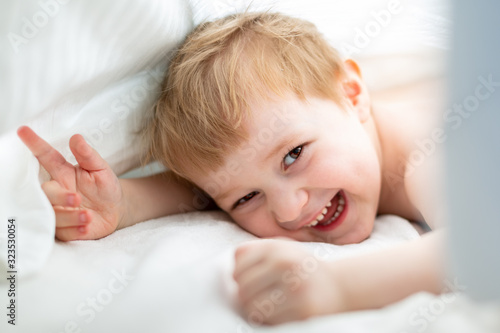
[238,267,279,305]
[234,243,267,280]
[53,207,90,228]
[42,181,81,207]
[241,285,289,324]
[55,225,89,242]
[69,134,108,172]
[17,126,73,180]
[259,302,305,326]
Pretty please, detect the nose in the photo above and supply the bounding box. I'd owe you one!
[270,187,308,229]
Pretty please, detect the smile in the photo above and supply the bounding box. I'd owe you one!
[304,191,347,230]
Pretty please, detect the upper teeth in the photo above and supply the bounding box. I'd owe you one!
[305,193,345,227]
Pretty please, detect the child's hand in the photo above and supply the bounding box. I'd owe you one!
[17,126,125,241]
[233,239,346,325]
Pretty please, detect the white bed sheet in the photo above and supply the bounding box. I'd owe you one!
[3,212,499,332]
[2,0,500,332]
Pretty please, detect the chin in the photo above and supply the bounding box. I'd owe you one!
[326,221,374,245]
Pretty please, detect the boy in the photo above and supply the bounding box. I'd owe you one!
[18,12,445,325]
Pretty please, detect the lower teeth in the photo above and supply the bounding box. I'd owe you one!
[318,193,343,226]
[319,215,336,226]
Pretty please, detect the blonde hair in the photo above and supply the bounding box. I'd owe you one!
[143,12,346,179]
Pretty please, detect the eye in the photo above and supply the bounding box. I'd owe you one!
[283,145,303,169]
[233,191,259,209]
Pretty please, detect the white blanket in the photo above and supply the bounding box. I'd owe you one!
[2,0,500,332]
[2,212,499,332]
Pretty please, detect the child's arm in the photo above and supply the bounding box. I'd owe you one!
[234,232,444,325]
[332,231,444,311]
[119,172,212,230]
[17,126,210,241]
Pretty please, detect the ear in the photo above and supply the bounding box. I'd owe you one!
[342,59,371,123]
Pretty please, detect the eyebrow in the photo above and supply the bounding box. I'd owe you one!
[264,136,295,163]
[214,187,237,206]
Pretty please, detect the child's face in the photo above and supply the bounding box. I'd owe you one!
[191,92,382,245]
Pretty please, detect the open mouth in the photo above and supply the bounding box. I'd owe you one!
[304,191,348,231]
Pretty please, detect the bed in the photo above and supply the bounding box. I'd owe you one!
[1,0,499,332]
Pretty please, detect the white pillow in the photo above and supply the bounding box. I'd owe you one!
[0,0,192,277]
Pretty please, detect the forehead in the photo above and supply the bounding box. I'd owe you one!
[245,96,306,134]
[242,94,342,144]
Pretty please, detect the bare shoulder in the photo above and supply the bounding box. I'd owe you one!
[373,76,448,229]
[403,150,446,230]
[403,78,448,230]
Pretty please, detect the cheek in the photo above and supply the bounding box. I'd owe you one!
[346,145,381,195]
[349,142,380,182]
[314,131,381,192]
[230,210,278,238]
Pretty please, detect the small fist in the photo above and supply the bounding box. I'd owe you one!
[233,239,346,325]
